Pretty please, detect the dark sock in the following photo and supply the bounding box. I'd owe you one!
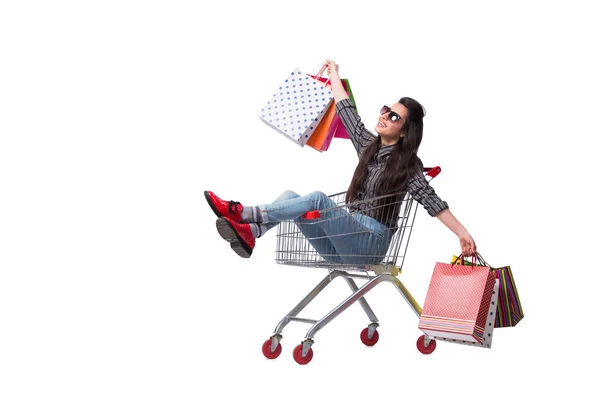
[241,206,263,223]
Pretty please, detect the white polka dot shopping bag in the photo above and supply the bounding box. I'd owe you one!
[258,68,334,147]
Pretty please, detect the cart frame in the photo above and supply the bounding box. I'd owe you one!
[262,167,442,364]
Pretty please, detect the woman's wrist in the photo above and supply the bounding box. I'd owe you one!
[457,227,469,237]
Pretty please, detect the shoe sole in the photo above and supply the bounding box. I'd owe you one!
[216,218,253,258]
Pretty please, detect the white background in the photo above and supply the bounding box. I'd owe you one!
[1,1,598,399]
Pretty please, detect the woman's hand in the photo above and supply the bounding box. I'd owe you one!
[459,233,477,257]
[325,59,339,76]
[322,59,347,102]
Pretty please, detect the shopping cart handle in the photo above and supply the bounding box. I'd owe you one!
[302,210,321,219]
[425,166,441,178]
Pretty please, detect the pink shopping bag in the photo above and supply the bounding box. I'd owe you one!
[418,255,496,343]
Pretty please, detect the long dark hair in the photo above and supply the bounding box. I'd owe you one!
[346,97,426,210]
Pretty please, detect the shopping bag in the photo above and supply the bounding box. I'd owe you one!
[494,265,524,327]
[309,76,356,110]
[305,100,337,152]
[317,113,339,151]
[418,255,496,344]
[258,68,334,147]
[308,76,356,140]
[428,278,499,349]
[331,78,358,139]
[332,77,357,139]
[451,255,524,328]
[329,114,348,139]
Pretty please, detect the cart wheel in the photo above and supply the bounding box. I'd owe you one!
[262,339,282,359]
[416,335,436,354]
[292,344,313,365]
[360,327,379,346]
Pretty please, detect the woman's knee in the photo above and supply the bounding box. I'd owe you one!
[309,191,332,209]
[277,190,300,201]
[308,191,329,203]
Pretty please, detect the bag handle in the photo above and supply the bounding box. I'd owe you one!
[309,63,331,87]
[310,62,327,77]
[451,254,477,268]
[474,251,491,267]
[451,252,490,268]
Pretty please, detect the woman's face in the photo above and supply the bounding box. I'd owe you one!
[374,103,409,145]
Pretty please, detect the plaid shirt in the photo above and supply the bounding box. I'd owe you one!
[335,98,448,225]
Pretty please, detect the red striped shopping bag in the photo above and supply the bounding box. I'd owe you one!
[492,265,524,327]
[418,256,496,343]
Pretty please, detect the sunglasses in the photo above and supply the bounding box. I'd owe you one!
[380,105,403,123]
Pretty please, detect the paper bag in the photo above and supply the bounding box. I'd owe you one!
[305,100,336,151]
[418,257,496,343]
[451,255,524,328]
[258,68,333,147]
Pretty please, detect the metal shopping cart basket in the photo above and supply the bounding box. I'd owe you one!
[262,166,442,364]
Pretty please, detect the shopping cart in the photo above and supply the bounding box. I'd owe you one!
[261,166,442,364]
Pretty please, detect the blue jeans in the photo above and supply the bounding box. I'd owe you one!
[259,190,393,265]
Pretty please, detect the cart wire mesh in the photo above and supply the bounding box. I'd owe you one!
[275,189,420,271]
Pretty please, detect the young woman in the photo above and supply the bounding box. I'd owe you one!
[204,60,477,262]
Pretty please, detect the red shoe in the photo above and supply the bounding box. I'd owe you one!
[204,191,243,223]
[216,217,255,258]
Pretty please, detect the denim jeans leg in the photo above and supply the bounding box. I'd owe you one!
[258,191,339,224]
[261,190,300,234]
[260,190,341,263]
[317,213,392,265]
[261,191,390,265]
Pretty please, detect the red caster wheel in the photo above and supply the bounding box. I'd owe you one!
[360,327,379,346]
[416,335,436,354]
[292,343,313,365]
[262,338,282,359]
